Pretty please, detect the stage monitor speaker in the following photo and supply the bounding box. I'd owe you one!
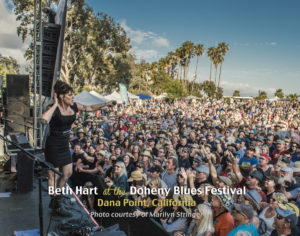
[17,151,34,192]
[6,75,30,135]
[42,23,61,97]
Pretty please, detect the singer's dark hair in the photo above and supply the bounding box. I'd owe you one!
[54,80,73,100]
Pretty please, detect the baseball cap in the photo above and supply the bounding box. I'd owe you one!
[275,208,298,228]
[195,165,210,175]
[233,203,254,219]
[249,170,264,182]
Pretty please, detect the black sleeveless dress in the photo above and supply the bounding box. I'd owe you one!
[45,103,78,167]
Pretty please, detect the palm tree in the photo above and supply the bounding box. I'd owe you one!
[217,42,229,88]
[233,90,240,97]
[192,44,205,84]
[181,41,195,87]
[212,50,220,86]
[274,89,284,98]
[257,90,268,100]
[207,47,216,83]
[286,93,298,102]
[175,47,184,82]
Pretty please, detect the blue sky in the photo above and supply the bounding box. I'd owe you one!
[87,0,300,96]
[0,0,299,96]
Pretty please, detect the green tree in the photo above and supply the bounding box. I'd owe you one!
[192,44,205,86]
[217,42,229,88]
[12,0,131,91]
[286,94,298,102]
[215,87,223,99]
[207,47,216,83]
[201,80,216,98]
[0,54,20,85]
[274,89,284,98]
[233,90,240,97]
[180,41,195,86]
[256,90,268,100]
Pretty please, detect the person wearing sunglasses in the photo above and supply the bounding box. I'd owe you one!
[271,208,299,236]
[105,161,128,192]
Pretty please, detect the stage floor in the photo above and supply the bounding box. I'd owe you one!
[0,170,52,235]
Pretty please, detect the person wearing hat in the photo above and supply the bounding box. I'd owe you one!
[271,139,286,164]
[148,137,158,156]
[153,156,163,168]
[271,208,299,236]
[192,156,202,170]
[257,153,273,177]
[190,165,211,188]
[238,145,258,176]
[264,176,277,203]
[156,134,167,150]
[243,189,262,228]
[141,150,152,171]
[148,166,168,189]
[75,128,86,146]
[235,138,247,160]
[211,193,235,236]
[246,170,267,202]
[160,194,194,233]
[228,203,259,236]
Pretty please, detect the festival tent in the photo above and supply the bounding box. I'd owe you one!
[137,94,152,100]
[74,91,107,106]
[89,91,109,101]
[184,95,200,100]
[154,93,167,99]
[127,92,139,100]
[104,91,124,104]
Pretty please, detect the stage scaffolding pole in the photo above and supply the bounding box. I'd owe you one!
[33,0,43,149]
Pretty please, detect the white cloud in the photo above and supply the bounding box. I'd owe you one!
[152,37,169,47]
[0,0,29,68]
[221,80,276,97]
[120,20,170,62]
[267,42,277,46]
[130,47,160,61]
[120,20,170,48]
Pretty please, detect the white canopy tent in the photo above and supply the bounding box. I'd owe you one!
[89,91,109,101]
[127,92,139,99]
[104,91,140,103]
[104,91,123,104]
[74,91,108,106]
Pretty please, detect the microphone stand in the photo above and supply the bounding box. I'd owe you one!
[0,134,61,236]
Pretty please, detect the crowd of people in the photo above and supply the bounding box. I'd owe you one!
[66,97,300,236]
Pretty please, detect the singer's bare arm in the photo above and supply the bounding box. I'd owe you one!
[40,93,58,124]
[76,101,115,112]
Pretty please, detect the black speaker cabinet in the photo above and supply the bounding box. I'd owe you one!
[6,75,30,134]
[17,151,34,192]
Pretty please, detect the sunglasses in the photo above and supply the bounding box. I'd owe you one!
[276,214,284,220]
[177,174,184,178]
[136,165,143,168]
